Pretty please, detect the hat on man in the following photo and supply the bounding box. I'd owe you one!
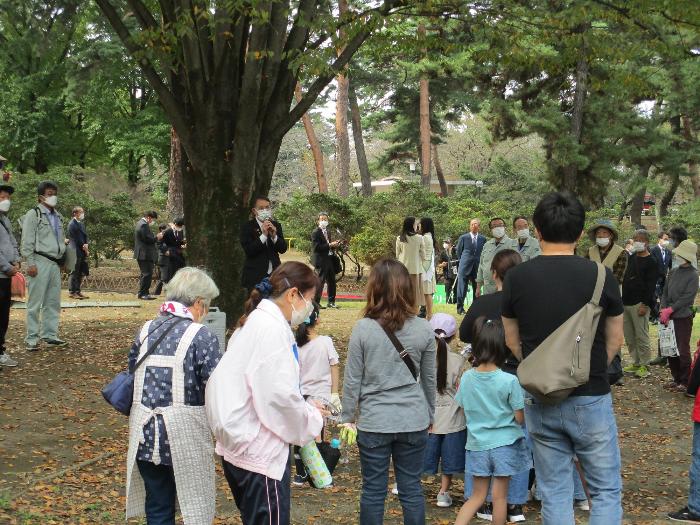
[673,239,698,270]
[588,218,619,243]
[429,313,457,339]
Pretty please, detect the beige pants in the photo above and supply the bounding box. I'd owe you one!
[623,303,650,366]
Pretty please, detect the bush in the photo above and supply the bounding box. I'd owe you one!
[663,200,700,244]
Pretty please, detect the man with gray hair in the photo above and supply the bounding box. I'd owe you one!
[621,229,658,379]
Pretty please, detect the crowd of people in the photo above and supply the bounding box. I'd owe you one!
[1,180,698,525]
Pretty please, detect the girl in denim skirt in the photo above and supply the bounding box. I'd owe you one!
[422,313,467,508]
[454,318,531,525]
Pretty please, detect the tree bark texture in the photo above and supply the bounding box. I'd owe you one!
[295,84,328,193]
[659,172,680,218]
[166,127,185,219]
[432,143,448,197]
[349,82,372,197]
[562,44,589,193]
[418,23,431,188]
[682,115,700,198]
[95,0,397,323]
[335,0,351,197]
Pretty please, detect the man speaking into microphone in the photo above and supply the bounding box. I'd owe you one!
[240,196,287,292]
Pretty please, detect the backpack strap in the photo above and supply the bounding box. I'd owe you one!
[591,262,606,307]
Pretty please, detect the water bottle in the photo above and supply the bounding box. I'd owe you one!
[299,440,333,488]
[332,436,350,464]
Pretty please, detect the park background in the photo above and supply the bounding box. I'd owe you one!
[1,1,700,523]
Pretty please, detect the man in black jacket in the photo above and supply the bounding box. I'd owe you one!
[161,217,186,281]
[240,196,287,292]
[68,206,89,299]
[311,212,340,308]
[649,231,672,322]
[134,211,158,300]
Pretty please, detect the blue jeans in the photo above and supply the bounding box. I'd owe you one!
[689,422,700,515]
[525,393,622,525]
[137,460,177,525]
[357,429,428,525]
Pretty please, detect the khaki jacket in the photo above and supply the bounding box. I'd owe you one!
[396,234,425,275]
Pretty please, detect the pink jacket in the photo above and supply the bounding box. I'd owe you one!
[206,299,323,481]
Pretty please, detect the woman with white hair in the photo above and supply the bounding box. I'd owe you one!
[125,267,222,525]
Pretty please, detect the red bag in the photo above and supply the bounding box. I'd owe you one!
[11,272,26,299]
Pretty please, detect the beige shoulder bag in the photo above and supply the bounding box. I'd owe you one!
[517,263,606,404]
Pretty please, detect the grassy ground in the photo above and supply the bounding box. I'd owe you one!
[0,286,699,524]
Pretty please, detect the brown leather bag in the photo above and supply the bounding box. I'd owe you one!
[517,263,606,404]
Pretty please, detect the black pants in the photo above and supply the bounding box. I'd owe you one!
[0,278,10,354]
[137,259,154,297]
[68,254,86,293]
[137,460,177,525]
[444,277,456,303]
[315,259,337,305]
[222,459,291,525]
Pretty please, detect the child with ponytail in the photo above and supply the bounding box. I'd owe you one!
[422,313,467,508]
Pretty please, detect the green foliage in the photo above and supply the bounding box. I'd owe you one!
[663,200,700,244]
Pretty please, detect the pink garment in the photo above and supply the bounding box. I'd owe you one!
[299,335,339,400]
[206,299,323,481]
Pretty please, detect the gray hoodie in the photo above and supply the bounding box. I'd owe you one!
[0,214,20,278]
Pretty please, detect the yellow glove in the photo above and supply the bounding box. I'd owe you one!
[340,423,357,446]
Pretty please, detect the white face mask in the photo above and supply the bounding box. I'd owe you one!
[443,243,450,250]
[78,213,85,221]
[319,220,329,229]
[517,229,529,240]
[633,241,646,253]
[43,195,58,207]
[257,208,272,222]
[290,293,314,327]
[0,200,11,213]
[596,237,610,248]
[491,226,506,239]
[673,255,687,268]
[661,239,670,247]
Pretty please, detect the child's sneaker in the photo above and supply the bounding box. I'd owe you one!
[476,502,493,521]
[436,491,452,507]
[507,504,526,522]
[292,474,307,487]
[575,499,590,511]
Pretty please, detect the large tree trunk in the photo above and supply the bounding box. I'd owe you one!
[295,84,328,193]
[682,115,700,198]
[349,82,372,197]
[659,172,680,218]
[432,143,448,197]
[335,0,351,197]
[418,24,431,188]
[629,163,650,227]
[126,151,140,185]
[562,46,588,192]
[166,127,185,219]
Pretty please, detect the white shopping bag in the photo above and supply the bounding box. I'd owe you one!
[659,321,679,357]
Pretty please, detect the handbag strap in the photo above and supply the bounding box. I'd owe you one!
[377,320,418,381]
[130,316,187,374]
[591,262,606,307]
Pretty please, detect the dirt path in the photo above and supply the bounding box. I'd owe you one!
[0,297,697,524]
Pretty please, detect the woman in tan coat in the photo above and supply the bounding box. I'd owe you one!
[396,217,425,309]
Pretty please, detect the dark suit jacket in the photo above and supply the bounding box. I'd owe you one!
[240,218,287,289]
[161,228,186,264]
[311,227,333,268]
[134,218,157,262]
[456,232,486,278]
[68,218,88,251]
[650,244,672,282]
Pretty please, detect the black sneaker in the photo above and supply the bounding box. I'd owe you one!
[327,303,339,309]
[507,503,526,522]
[669,506,700,523]
[649,356,668,366]
[292,474,308,487]
[476,502,493,521]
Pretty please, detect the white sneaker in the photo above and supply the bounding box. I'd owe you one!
[436,491,452,507]
[391,483,399,495]
[575,499,590,511]
[0,354,18,366]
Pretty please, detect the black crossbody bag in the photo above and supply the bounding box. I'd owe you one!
[377,320,418,381]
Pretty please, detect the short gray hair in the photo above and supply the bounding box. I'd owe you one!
[634,229,650,242]
[165,267,219,307]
